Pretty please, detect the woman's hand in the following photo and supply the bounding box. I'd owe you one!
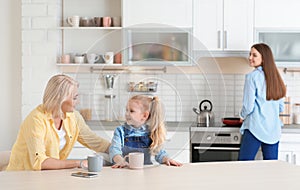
[162,157,182,167]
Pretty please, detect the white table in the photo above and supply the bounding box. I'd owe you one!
[1,161,300,190]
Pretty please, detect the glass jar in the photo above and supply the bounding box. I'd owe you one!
[78,93,92,121]
[104,95,116,121]
[293,103,300,124]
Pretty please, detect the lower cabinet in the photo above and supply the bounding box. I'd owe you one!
[68,130,190,164]
[278,151,300,165]
[278,133,300,165]
[165,131,190,163]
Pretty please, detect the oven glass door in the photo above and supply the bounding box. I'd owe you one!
[191,143,240,162]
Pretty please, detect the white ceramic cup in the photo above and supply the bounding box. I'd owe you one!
[82,154,103,172]
[67,16,80,27]
[87,53,100,64]
[124,152,144,169]
[74,56,85,63]
[102,52,114,64]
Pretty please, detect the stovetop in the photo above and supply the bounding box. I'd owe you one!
[190,123,241,133]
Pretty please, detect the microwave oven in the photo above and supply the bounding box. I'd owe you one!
[256,29,300,67]
[123,27,192,66]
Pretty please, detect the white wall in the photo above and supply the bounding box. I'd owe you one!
[21,0,60,119]
[0,0,22,151]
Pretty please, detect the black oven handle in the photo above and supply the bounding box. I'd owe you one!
[193,147,240,151]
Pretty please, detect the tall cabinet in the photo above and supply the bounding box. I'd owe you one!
[193,0,254,51]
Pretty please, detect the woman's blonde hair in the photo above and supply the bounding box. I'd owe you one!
[129,95,166,155]
[43,74,79,118]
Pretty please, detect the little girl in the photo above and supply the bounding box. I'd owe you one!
[109,95,182,168]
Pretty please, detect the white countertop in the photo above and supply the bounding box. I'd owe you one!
[1,161,300,190]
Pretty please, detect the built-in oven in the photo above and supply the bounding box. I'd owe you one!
[190,127,241,162]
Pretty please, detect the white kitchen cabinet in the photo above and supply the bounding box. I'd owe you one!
[193,0,254,51]
[122,0,193,27]
[278,151,300,165]
[165,131,190,163]
[278,133,300,165]
[255,0,300,28]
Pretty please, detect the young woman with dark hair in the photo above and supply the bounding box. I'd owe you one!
[238,43,286,160]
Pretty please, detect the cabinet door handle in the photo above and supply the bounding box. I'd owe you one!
[292,154,296,165]
[286,154,290,162]
[217,30,221,49]
[224,30,227,49]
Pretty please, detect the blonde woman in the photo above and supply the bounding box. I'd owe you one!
[109,95,182,168]
[7,74,110,171]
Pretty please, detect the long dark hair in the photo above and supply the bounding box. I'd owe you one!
[252,43,286,100]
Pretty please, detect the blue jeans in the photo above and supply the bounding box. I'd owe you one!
[238,129,279,161]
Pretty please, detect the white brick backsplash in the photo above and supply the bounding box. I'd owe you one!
[22,43,31,55]
[22,4,47,17]
[22,18,31,29]
[22,68,32,85]
[32,17,57,28]
[47,30,60,42]
[31,42,57,56]
[22,30,46,42]
[22,55,47,67]
[48,4,60,17]
[32,0,57,3]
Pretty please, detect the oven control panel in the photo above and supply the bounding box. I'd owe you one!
[191,131,241,144]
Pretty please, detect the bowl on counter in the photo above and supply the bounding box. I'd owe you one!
[222,117,243,127]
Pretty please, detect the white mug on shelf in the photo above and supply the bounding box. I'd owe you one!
[102,52,114,64]
[74,56,85,63]
[87,53,100,64]
[67,16,80,27]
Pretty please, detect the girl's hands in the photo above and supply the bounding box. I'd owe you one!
[111,160,128,168]
[111,155,129,168]
[163,157,183,167]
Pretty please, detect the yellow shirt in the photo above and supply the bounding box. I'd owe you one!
[6,105,110,171]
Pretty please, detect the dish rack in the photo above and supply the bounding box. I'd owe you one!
[127,81,158,92]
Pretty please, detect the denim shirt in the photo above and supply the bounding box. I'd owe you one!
[109,123,168,164]
[240,66,284,144]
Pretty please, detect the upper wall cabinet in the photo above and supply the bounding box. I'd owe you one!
[122,0,193,28]
[193,0,254,51]
[255,0,300,28]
